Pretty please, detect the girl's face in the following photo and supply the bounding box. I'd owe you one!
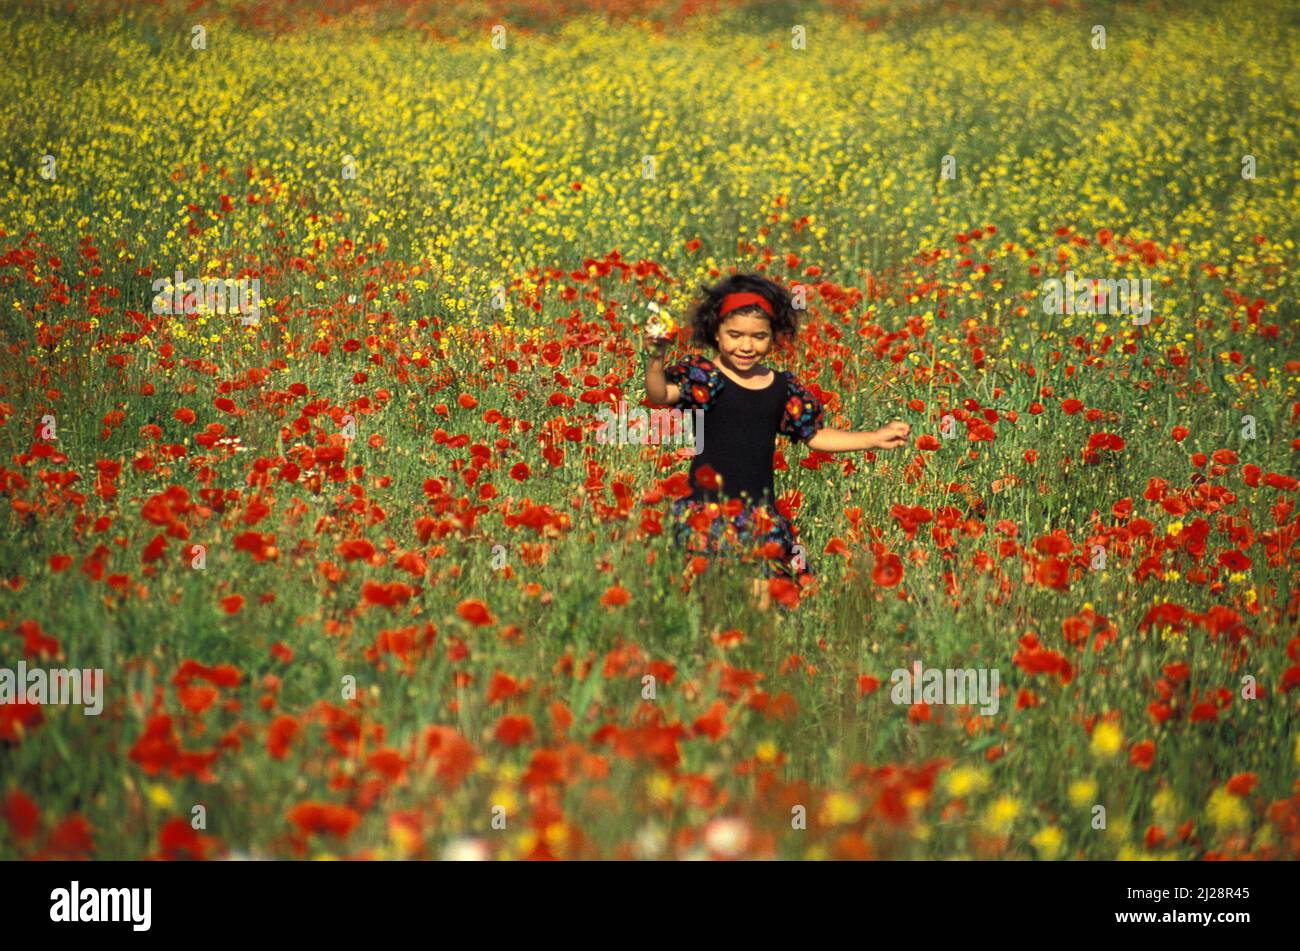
[714,310,773,373]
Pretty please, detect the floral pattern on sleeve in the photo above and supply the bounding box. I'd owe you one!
[778,371,825,442]
[664,354,725,411]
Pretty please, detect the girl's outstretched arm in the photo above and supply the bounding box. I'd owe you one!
[807,420,910,452]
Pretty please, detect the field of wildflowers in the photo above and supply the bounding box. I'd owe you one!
[0,0,1297,861]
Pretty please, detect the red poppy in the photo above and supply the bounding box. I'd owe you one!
[362,580,416,608]
[457,598,496,626]
[1033,532,1073,556]
[0,700,45,742]
[768,576,800,608]
[1,790,40,842]
[494,714,535,746]
[287,802,361,838]
[1013,634,1073,682]
[1162,661,1191,683]
[128,715,180,775]
[692,701,729,741]
[232,531,278,563]
[17,621,60,660]
[142,534,168,563]
[1129,739,1155,770]
[549,702,574,738]
[159,818,215,860]
[872,551,903,587]
[1218,549,1251,572]
[267,715,299,760]
[367,748,407,783]
[600,584,630,609]
[1144,825,1166,849]
[522,749,566,790]
[337,538,377,561]
[1147,701,1173,725]
[1035,556,1070,591]
[45,814,95,857]
[422,726,478,789]
[486,672,522,704]
[178,684,218,714]
[174,660,241,688]
[1226,772,1258,796]
[687,467,719,496]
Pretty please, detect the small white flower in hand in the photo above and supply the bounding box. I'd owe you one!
[645,301,675,339]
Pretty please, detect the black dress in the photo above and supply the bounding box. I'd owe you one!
[663,354,825,579]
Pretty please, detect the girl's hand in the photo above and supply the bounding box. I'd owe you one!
[642,305,675,358]
[642,332,669,359]
[875,420,911,450]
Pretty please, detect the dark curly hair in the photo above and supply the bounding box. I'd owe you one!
[685,272,799,350]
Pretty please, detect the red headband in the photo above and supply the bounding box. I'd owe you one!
[719,292,774,318]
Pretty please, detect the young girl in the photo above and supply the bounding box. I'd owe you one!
[643,273,911,606]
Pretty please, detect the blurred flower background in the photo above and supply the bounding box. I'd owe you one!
[0,0,1296,860]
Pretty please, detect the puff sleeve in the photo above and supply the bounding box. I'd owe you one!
[778,372,826,442]
[663,354,724,411]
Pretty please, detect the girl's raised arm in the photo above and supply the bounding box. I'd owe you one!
[643,334,680,405]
